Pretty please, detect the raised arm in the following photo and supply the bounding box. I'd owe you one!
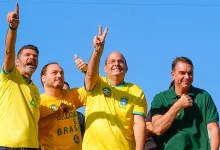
[4,3,19,72]
[84,25,108,91]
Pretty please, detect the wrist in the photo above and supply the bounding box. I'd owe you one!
[82,70,87,74]
[173,102,182,112]
[9,25,17,30]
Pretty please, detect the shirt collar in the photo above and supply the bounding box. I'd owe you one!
[107,79,127,88]
[170,85,195,99]
[22,75,32,84]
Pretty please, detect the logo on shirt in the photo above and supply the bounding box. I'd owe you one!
[50,104,59,112]
[74,134,80,144]
[34,90,39,100]
[102,87,111,97]
[119,97,128,108]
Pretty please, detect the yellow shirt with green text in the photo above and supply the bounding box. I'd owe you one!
[83,76,147,150]
[39,87,87,150]
[0,67,40,148]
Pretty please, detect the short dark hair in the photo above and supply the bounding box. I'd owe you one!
[64,81,70,88]
[40,62,60,86]
[17,44,39,58]
[172,56,193,71]
[169,80,174,89]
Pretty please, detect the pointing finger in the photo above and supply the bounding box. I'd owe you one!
[15,3,19,18]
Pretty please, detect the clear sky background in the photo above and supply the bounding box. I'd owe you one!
[0,0,219,115]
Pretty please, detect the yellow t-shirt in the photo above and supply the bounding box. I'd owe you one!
[83,76,147,150]
[0,67,40,148]
[39,87,87,150]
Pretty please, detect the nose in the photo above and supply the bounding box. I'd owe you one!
[57,72,62,77]
[28,54,35,60]
[184,73,190,79]
[113,60,120,66]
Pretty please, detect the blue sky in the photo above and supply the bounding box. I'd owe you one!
[0,0,219,115]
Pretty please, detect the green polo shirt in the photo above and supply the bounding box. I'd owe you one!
[151,86,219,150]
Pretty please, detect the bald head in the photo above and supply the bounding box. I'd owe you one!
[105,52,127,66]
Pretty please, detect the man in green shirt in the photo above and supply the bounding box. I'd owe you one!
[151,56,219,150]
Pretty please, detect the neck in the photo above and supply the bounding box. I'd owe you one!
[174,85,190,96]
[21,73,32,83]
[17,67,32,83]
[44,87,61,97]
[108,76,125,86]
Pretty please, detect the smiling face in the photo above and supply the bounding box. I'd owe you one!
[16,49,38,76]
[41,64,64,89]
[171,61,194,90]
[104,52,128,79]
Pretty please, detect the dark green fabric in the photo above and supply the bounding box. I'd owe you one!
[151,86,219,150]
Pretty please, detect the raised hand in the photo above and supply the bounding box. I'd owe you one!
[93,25,108,53]
[74,54,87,73]
[7,3,19,29]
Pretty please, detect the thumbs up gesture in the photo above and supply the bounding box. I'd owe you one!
[7,3,19,29]
[74,54,87,73]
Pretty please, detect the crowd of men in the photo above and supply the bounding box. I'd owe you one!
[0,3,219,150]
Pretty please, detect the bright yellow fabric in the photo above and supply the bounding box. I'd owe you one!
[39,87,87,150]
[83,76,147,150]
[0,67,40,148]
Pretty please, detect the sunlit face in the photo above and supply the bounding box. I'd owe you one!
[42,64,64,89]
[171,61,193,90]
[16,49,38,75]
[104,52,128,78]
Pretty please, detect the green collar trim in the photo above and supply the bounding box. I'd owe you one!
[107,79,127,88]
[22,75,32,84]
[170,85,195,99]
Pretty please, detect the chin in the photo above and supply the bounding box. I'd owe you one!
[24,68,36,74]
[181,84,191,89]
[55,84,64,89]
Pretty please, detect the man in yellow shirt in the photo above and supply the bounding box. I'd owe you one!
[0,3,40,150]
[38,61,87,150]
[83,26,147,150]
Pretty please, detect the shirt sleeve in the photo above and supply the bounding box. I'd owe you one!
[133,91,147,117]
[151,94,167,117]
[205,92,219,124]
[70,87,88,109]
[0,66,15,82]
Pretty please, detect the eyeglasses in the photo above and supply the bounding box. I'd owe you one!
[106,59,126,65]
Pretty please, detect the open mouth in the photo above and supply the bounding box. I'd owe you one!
[26,62,35,68]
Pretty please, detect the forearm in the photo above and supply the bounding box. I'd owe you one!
[152,103,181,135]
[134,117,146,150]
[146,122,154,138]
[209,125,220,150]
[85,50,102,90]
[4,28,17,71]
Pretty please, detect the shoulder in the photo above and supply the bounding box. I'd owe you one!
[192,86,212,98]
[126,82,144,93]
[154,89,171,99]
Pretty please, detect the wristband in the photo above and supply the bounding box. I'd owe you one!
[82,70,87,74]
[9,25,17,30]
